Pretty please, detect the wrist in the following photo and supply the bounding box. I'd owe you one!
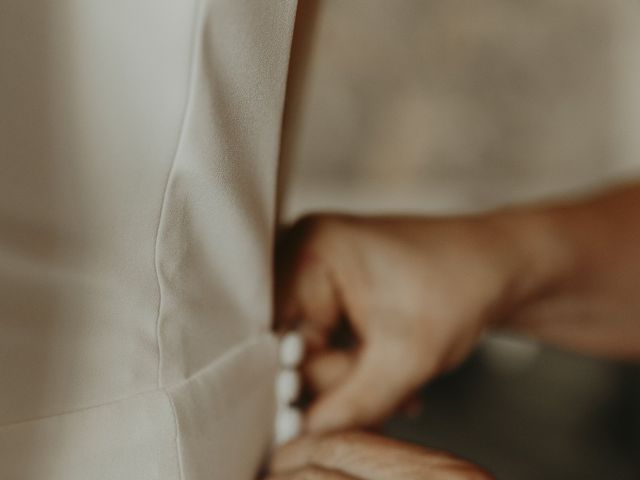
[487,205,578,325]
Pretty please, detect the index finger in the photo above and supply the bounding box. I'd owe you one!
[274,217,342,345]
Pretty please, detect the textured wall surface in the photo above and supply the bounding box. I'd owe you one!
[284,0,640,218]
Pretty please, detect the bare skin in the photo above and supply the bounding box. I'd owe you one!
[273,183,640,476]
[266,431,492,480]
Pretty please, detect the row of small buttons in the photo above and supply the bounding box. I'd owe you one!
[273,332,305,446]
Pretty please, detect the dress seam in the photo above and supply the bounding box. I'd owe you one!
[0,333,273,431]
[153,0,202,391]
[164,391,186,480]
[152,0,204,478]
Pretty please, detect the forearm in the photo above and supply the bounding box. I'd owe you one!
[496,183,640,359]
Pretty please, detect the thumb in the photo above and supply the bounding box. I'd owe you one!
[305,339,424,434]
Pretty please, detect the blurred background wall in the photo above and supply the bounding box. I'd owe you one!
[282,0,640,217]
[281,1,640,478]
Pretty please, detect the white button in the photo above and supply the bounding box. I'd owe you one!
[276,368,301,405]
[274,406,302,446]
[279,331,305,368]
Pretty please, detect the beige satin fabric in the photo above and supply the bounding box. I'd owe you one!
[0,1,297,478]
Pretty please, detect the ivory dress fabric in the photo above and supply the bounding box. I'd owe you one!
[0,1,297,478]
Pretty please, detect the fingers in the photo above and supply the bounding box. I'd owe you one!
[304,350,355,393]
[306,351,425,420]
[270,431,494,480]
[278,217,431,433]
[265,465,360,480]
[306,341,425,434]
[275,217,342,348]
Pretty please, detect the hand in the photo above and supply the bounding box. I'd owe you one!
[276,213,557,433]
[266,431,493,480]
